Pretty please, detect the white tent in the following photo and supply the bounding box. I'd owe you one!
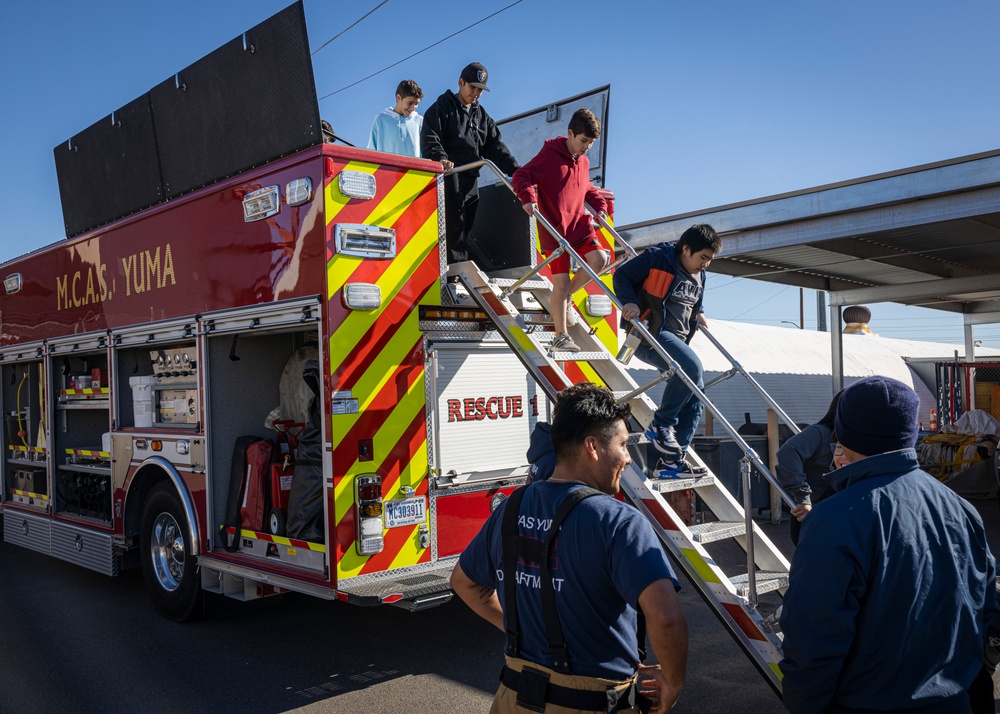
[626,320,1000,434]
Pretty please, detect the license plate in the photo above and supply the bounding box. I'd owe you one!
[383,497,427,529]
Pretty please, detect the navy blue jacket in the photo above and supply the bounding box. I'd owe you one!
[525,421,554,484]
[775,423,835,506]
[780,449,999,714]
[612,241,705,343]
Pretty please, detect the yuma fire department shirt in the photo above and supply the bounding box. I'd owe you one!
[459,481,679,679]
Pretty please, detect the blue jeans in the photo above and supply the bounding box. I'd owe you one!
[636,331,704,452]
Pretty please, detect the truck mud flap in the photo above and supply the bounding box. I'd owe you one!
[336,559,456,610]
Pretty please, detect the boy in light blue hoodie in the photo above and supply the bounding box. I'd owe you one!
[368,79,423,158]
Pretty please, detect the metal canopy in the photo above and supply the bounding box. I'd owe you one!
[619,148,1000,320]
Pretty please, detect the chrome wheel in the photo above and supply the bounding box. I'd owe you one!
[141,483,202,621]
[150,511,186,592]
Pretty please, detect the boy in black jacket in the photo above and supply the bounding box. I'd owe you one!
[420,62,519,263]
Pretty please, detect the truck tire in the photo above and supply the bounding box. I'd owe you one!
[141,483,202,622]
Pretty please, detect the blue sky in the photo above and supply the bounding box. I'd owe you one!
[3,0,999,345]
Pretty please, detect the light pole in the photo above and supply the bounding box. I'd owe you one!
[781,320,802,329]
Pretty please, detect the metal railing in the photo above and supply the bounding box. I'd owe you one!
[443,160,797,594]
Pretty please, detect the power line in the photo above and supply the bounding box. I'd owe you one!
[705,277,745,290]
[727,286,790,320]
[318,0,526,101]
[311,1,390,57]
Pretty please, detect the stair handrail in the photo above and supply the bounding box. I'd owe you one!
[443,160,575,295]
[586,200,801,476]
[585,203,639,258]
[698,326,802,437]
[444,160,795,508]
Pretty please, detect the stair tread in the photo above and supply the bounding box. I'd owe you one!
[730,571,788,585]
[648,475,716,493]
[549,351,611,360]
[612,390,645,400]
[731,571,790,597]
[490,278,550,291]
[689,521,746,543]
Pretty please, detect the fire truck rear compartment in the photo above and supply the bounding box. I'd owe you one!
[205,325,326,577]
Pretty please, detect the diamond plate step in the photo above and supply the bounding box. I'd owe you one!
[489,278,550,291]
[549,351,611,361]
[730,571,789,598]
[614,390,653,401]
[337,560,455,607]
[648,475,716,493]
[689,521,746,544]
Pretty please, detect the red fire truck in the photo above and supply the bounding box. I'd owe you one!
[0,2,621,622]
[2,4,797,696]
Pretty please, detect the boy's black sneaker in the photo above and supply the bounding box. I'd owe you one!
[645,425,683,460]
[655,459,708,479]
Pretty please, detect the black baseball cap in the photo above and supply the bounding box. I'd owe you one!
[460,62,490,91]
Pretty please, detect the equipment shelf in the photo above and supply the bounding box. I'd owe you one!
[56,400,110,410]
[7,458,46,467]
[57,462,111,476]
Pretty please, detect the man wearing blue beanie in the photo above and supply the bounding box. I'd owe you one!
[780,376,999,714]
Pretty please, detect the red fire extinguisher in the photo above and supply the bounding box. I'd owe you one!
[268,420,305,536]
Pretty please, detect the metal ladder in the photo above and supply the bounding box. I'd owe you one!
[443,160,802,695]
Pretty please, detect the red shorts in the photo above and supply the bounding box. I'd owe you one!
[541,235,603,275]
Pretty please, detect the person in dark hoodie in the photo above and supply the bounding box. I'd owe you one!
[612,225,721,475]
[525,421,555,485]
[780,376,999,714]
[775,390,842,546]
[420,62,519,263]
[512,108,610,353]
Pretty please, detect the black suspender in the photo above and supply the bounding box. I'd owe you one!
[500,484,603,674]
[501,486,527,660]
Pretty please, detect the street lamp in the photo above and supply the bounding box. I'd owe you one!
[781,320,802,329]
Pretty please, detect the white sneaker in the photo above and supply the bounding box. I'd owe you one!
[566,305,580,326]
[550,332,581,353]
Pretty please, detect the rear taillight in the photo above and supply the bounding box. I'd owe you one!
[355,474,384,556]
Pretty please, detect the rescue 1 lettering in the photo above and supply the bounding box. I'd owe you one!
[447,396,523,422]
[55,243,177,311]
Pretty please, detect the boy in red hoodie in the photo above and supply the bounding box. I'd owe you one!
[512,109,610,352]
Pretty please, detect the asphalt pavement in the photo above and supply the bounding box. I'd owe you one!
[2,495,998,713]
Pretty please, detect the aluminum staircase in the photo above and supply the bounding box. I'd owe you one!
[441,160,803,696]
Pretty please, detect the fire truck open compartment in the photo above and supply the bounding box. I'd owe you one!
[2,353,47,508]
[51,338,111,522]
[204,322,323,554]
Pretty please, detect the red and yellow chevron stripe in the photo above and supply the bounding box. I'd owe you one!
[9,445,45,454]
[225,526,326,553]
[10,489,48,500]
[64,448,110,458]
[324,158,440,582]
